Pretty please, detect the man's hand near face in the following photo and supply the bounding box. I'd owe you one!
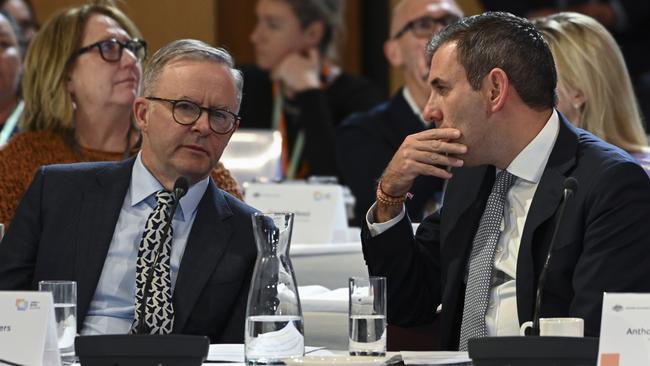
[376,128,467,222]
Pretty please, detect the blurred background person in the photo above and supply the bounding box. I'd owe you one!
[0,1,242,226]
[239,0,383,180]
[337,0,462,225]
[0,10,23,146]
[0,0,38,46]
[533,12,650,176]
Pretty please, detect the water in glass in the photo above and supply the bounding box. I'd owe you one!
[349,314,387,356]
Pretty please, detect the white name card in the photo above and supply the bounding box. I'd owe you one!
[244,182,348,244]
[0,291,61,366]
[598,293,650,366]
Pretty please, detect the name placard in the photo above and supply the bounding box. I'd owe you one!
[0,291,60,366]
[244,182,348,244]
[598,293,650,366]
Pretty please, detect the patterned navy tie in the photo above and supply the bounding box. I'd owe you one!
[131,190,176,334]
[458,170,517,351]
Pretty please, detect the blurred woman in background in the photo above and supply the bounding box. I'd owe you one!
[0,1,241,225]
[533,12,650,176]
[240,0,383,180]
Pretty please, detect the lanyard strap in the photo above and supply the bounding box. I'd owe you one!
[271,64,331,180]
[272,84,306,180]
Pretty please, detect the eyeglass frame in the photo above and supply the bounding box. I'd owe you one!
[72,38,147,63]
[145,96,241,135]
[393,15,460,39]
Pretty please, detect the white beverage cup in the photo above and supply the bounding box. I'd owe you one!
[520,317,584,337]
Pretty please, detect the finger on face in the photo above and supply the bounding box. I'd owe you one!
[415,127,462,141]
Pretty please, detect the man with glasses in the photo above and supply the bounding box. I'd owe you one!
[0,39,258,342]
[337,0,463,224]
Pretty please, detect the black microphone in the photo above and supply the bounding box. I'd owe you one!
[530,177,578,335]
[137,177,189,334]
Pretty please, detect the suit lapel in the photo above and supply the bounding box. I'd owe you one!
[75,158,135,327]
[516,114,578,322]
[173,182,234,332]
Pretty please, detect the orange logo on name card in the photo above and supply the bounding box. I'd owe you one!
[601,353,620,366]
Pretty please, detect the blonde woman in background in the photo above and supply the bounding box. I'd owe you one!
[0,1,241,226]
[533,12,650,176]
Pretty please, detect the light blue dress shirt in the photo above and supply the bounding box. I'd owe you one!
[81,153,209,335]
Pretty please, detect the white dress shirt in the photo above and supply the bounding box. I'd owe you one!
[367,110,560,336]
[402,87,430,128]
[81,153,209,335]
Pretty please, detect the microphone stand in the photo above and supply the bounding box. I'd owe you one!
[531,177,577,335]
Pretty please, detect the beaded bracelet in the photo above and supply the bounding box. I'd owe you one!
[376,180,413,205]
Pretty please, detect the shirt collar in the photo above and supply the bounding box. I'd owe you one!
[505,109,559,184]
[402,87,429,127]
[130,152,209,221]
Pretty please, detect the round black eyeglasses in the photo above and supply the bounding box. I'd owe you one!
[146,97,240,135]
[74,38,147,63]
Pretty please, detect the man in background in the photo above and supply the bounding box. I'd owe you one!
[337,0,462,225]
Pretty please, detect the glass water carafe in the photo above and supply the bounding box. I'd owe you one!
[245,212,304,365]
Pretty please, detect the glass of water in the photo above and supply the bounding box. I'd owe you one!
[39,280,77,360]
[349,276,386,356]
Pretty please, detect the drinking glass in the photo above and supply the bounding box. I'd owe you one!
[39,281,77,359]
[349,276,386,356]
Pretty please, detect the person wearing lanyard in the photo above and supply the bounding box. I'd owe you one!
[0,10,23,147]
[240,0,383,180]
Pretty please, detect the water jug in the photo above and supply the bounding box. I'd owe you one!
[245,212,304,365]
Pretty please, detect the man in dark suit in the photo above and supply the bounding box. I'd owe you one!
[337,0,462,224]
[362,12,650,351]
[0,40,257,342]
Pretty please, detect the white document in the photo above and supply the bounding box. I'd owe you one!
[598,293,650,366]
[0,291,61,366]
[207,344,330,363]
[400,351,472,365]
[244,182,348,244]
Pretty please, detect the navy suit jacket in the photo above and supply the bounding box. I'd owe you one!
[0,158,258,343]
[362,114,650,350]
[337,90,444,224]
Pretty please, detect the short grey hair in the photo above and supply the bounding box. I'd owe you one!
[142,39,244,112]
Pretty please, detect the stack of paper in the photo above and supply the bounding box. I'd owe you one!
[401,351,472,365]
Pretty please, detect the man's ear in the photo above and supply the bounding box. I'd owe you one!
[384,39,403,67]
[133,97,149,132]
[484,68,509,112]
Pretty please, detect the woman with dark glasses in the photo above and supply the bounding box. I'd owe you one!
[0,1,242,226]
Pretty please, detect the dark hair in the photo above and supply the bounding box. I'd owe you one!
[282,0,343,60]
[0,8,26,57]
[427,11,557,110]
